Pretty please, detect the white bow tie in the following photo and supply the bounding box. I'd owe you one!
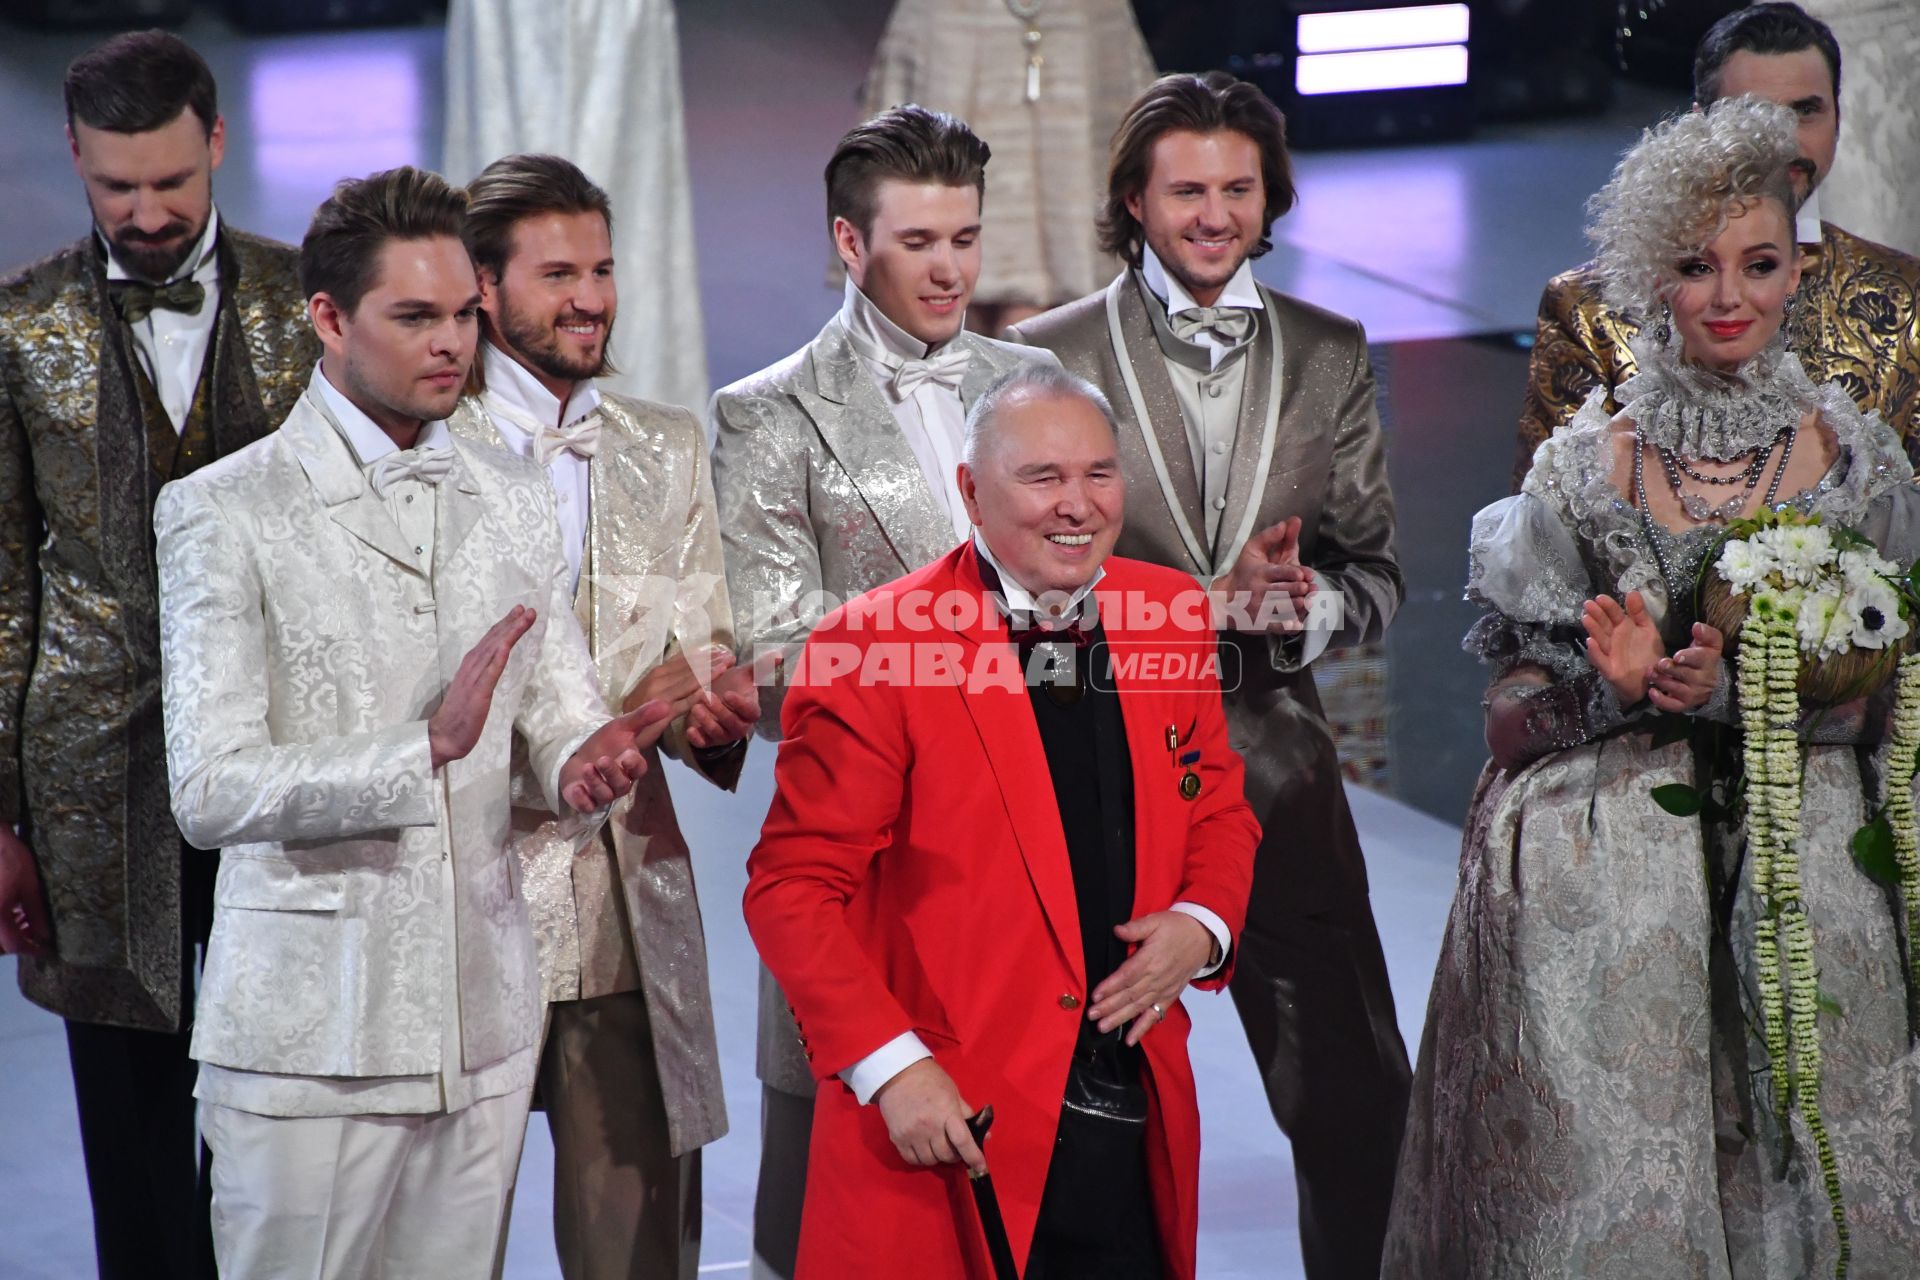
[890,347,973,399]
[367,446,455,495]
[533,414,602,466]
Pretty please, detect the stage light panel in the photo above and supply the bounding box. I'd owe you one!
[1295,3,1470,55]
[1296,44,1470,95]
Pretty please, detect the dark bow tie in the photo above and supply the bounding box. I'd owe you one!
[1008,619,1093,649]
[112,278,206,324]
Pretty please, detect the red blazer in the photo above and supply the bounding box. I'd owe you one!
[744,545,1260,1280]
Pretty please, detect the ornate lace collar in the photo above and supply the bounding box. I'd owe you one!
[1619,334,1820,461]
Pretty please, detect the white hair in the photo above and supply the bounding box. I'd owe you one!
[1586,95,1803,322]
[960,362,1119,468]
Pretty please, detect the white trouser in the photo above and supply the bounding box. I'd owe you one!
[202,1085,535,1280]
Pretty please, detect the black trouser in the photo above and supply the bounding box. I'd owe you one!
[65,1016,215,1280]
[753,1083,813,1279]
[1229,902,1412,1280]
[1025,1102,1162,1280]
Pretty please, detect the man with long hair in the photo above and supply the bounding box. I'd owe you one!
[1008,71,1409,1280]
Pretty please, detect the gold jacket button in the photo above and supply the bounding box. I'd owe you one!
[1058,993,1080,1011]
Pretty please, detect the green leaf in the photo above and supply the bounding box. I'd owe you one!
[1815,992,1845,1019]
[1852,817,1900,887]
[1652,783,1704,817]
[1907,560,1920,597]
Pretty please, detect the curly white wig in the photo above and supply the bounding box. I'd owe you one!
[1586,95,1803,321]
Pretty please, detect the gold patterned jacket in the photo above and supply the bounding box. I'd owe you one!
[451,390,737,1155]
[1515,221,1920,489]
[0,230,314,1031]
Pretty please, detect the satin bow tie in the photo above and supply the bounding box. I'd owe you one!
[1008,618,1094,649]
[890,347,973,398]
[367,446,455,495]
[1170,306,1253,345]
[111,278,206,324]
[533,414,602,465]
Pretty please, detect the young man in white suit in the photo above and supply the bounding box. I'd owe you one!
[154,166,673,1279]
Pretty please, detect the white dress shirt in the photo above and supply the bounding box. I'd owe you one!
[195,361,533,1119]
[475,342,600,590]
[1138,249,1338,669]
[1799,188,1823,248]
[839,535,1233,1106]
[839,279,974,541]
[103,207,222,433]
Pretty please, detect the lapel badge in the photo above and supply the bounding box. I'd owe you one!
[1179,770,1202,801]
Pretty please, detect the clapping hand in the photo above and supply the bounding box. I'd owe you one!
[1648,622,1725,713]
[686,650,782,749]
[558,698,676,812]
[1581,592,1664,707]
[1211,516,1315,633]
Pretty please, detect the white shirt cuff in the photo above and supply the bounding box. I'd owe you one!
[1171,901,1232,978]
[1295,588,1340,667]
[839,1031,933,1105]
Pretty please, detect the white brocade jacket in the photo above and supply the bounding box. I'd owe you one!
[155,380,608,1080]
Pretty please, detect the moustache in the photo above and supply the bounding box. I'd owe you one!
[116,223,191,246]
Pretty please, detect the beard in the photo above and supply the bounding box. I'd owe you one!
[107,213,207,284]
[495,289,613,386]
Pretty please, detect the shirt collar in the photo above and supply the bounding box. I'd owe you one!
[1797,188,1823,248]
[1140,243,1264,316]
[972,530,1105,624]
[102,206,221,286]
[315,359,451,467]
[839,276,954,362]
[479,341,602,443]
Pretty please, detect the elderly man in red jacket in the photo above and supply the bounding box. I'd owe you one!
[744,363,1259,1279]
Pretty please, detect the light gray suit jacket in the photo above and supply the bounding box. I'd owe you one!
[157,378,608,1080]
[1009,271,1402,919]
[710,315,1056,1095]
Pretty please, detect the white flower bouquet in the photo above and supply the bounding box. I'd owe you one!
[1701,509,1920,1279]
[1704,510,1912,704]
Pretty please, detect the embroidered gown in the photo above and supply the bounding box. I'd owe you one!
[1384,361,1920,1278]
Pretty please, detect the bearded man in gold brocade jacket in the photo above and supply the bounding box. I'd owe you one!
[0,33,315,1280]
[1515,2,1920,489]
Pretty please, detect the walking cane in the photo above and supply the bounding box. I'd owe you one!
[964,1107,1020,1280]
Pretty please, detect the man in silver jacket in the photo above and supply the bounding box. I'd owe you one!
[708,104,1057,1278]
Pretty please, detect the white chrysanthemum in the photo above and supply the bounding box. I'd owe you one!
[1718,538,1771,593]
[1838,546,1901,592]
[1796,589,1848,657]
[1769,524,1835,585]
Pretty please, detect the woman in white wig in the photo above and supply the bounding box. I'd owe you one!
[1384,97,1920,1277]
